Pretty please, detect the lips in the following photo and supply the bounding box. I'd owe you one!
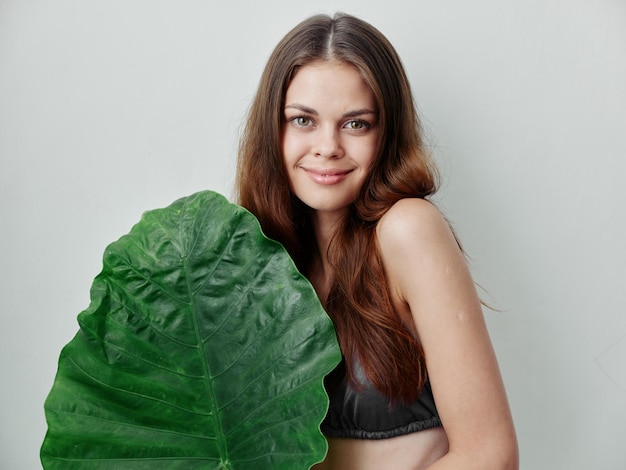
[302,167,353,185]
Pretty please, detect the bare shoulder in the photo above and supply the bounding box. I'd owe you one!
[376,198,457,256]
[375,198,467,308]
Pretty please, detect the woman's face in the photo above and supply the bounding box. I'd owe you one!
[281,61,379,221]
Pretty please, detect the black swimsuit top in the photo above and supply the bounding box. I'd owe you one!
[320,359,442,440]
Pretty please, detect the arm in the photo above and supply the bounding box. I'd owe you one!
[377,199,518,470]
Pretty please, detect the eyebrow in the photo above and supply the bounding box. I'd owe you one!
[284,104,377,118]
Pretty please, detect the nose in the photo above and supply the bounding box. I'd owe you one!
[313,126,344,159]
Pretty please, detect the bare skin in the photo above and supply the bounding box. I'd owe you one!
[312,428,449,470]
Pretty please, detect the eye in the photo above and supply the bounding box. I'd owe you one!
[345,120,369,130]
[293,116,312,127]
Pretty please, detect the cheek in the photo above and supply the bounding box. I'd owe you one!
[281,133,305,166]
[357,140,379,170]
[280,134,291,167]
[280,139,297,184]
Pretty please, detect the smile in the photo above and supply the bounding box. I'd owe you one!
[302,167,353,185]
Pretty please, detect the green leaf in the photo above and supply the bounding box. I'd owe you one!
[41,190,341,469]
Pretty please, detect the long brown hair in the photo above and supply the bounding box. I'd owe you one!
[236,13,439,403]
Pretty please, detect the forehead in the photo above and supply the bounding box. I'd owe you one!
[285,61,376,110]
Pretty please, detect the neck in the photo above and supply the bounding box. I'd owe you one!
[311,210,344,268]
[308,210,345,301]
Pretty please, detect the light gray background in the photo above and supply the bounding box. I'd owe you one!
[2,1,625,468]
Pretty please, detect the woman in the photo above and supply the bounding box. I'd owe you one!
[236,12,518,470]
